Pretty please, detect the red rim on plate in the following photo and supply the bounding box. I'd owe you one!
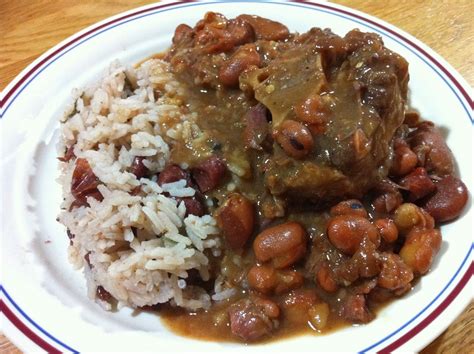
[1,1,472,352]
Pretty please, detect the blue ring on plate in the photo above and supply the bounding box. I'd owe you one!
[1,1,472,353]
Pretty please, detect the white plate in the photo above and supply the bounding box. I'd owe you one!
[1,1,472,352]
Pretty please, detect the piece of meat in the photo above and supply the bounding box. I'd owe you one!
[377,253,413,291]
[341,294,373,323]
[228,297,278,341]
[191,156,227,192]
[241,28,408,205]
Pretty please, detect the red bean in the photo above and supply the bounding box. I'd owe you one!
[237,14,289,41]
[219,44,261,87]
[253,222,307,268]
[275,120,314,159]
[227,19,255,46]
[191,156,227,192]
[293,94,327,130]
[247,264,277,294]
[390,140,418,176]
[372,190,403,214]
[158,164,191,186]
[399,167,436,201]
[400,227,442,275]
[422,175,468,222]
[179,197,205,217]
[374,218,398,243]
[131,156,149,179]
[327,215,379,255]
[215,193,254,249]
[71,158,102,204]
[281,289,319,323]
[247,265,304,295]
[393,203,434,234]
[330,199,368,218]
[194,13,255,54]
[316,262,338,293]
[172,24,193,44]
[408,121,455,176]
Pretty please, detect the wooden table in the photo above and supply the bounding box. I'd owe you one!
[1,1,472,352]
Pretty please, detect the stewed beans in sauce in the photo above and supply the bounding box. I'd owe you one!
[134,12,469,342]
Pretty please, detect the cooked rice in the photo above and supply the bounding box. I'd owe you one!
[57,59,230,311]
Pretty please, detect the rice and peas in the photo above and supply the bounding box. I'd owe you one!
[57,59,233,311]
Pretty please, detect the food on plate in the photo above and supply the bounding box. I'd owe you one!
[57,12,469,342]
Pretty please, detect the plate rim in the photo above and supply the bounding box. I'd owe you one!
[1,1,472,353]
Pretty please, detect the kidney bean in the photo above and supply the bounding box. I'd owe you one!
[274,269,304,294]
[215,193,254,249]
[390,140,418,176]
[219,44,261,87]
[131,156,149,179]
[281,289,319,323]
[237,14,289,41]
[247,265,303,295]
[253,296,280,319]
[191,156,227,192]
[242,104,271,150]
[228,297,278,341]
[253,222,307,268]
[399,227,442,275]
[399,167,436,201]
[341,294,373,323]
[275,120,314,159]
[227,19,255,46]
[374,218,398,243]
[330,199,368,218]
[316,262,338,293]
[327,215,379,255]
[247,264,277,294]
[377,253,413,290]
[308,303,330,331]
[372,190,403,214]
[179,197,205,217]
[408,121,455,176]
[393,203,434,234]
[422,175,468,222]
[71,158,102,204]
[293,94,327,130]
[158,164,191,186]
[172,23,193,44]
